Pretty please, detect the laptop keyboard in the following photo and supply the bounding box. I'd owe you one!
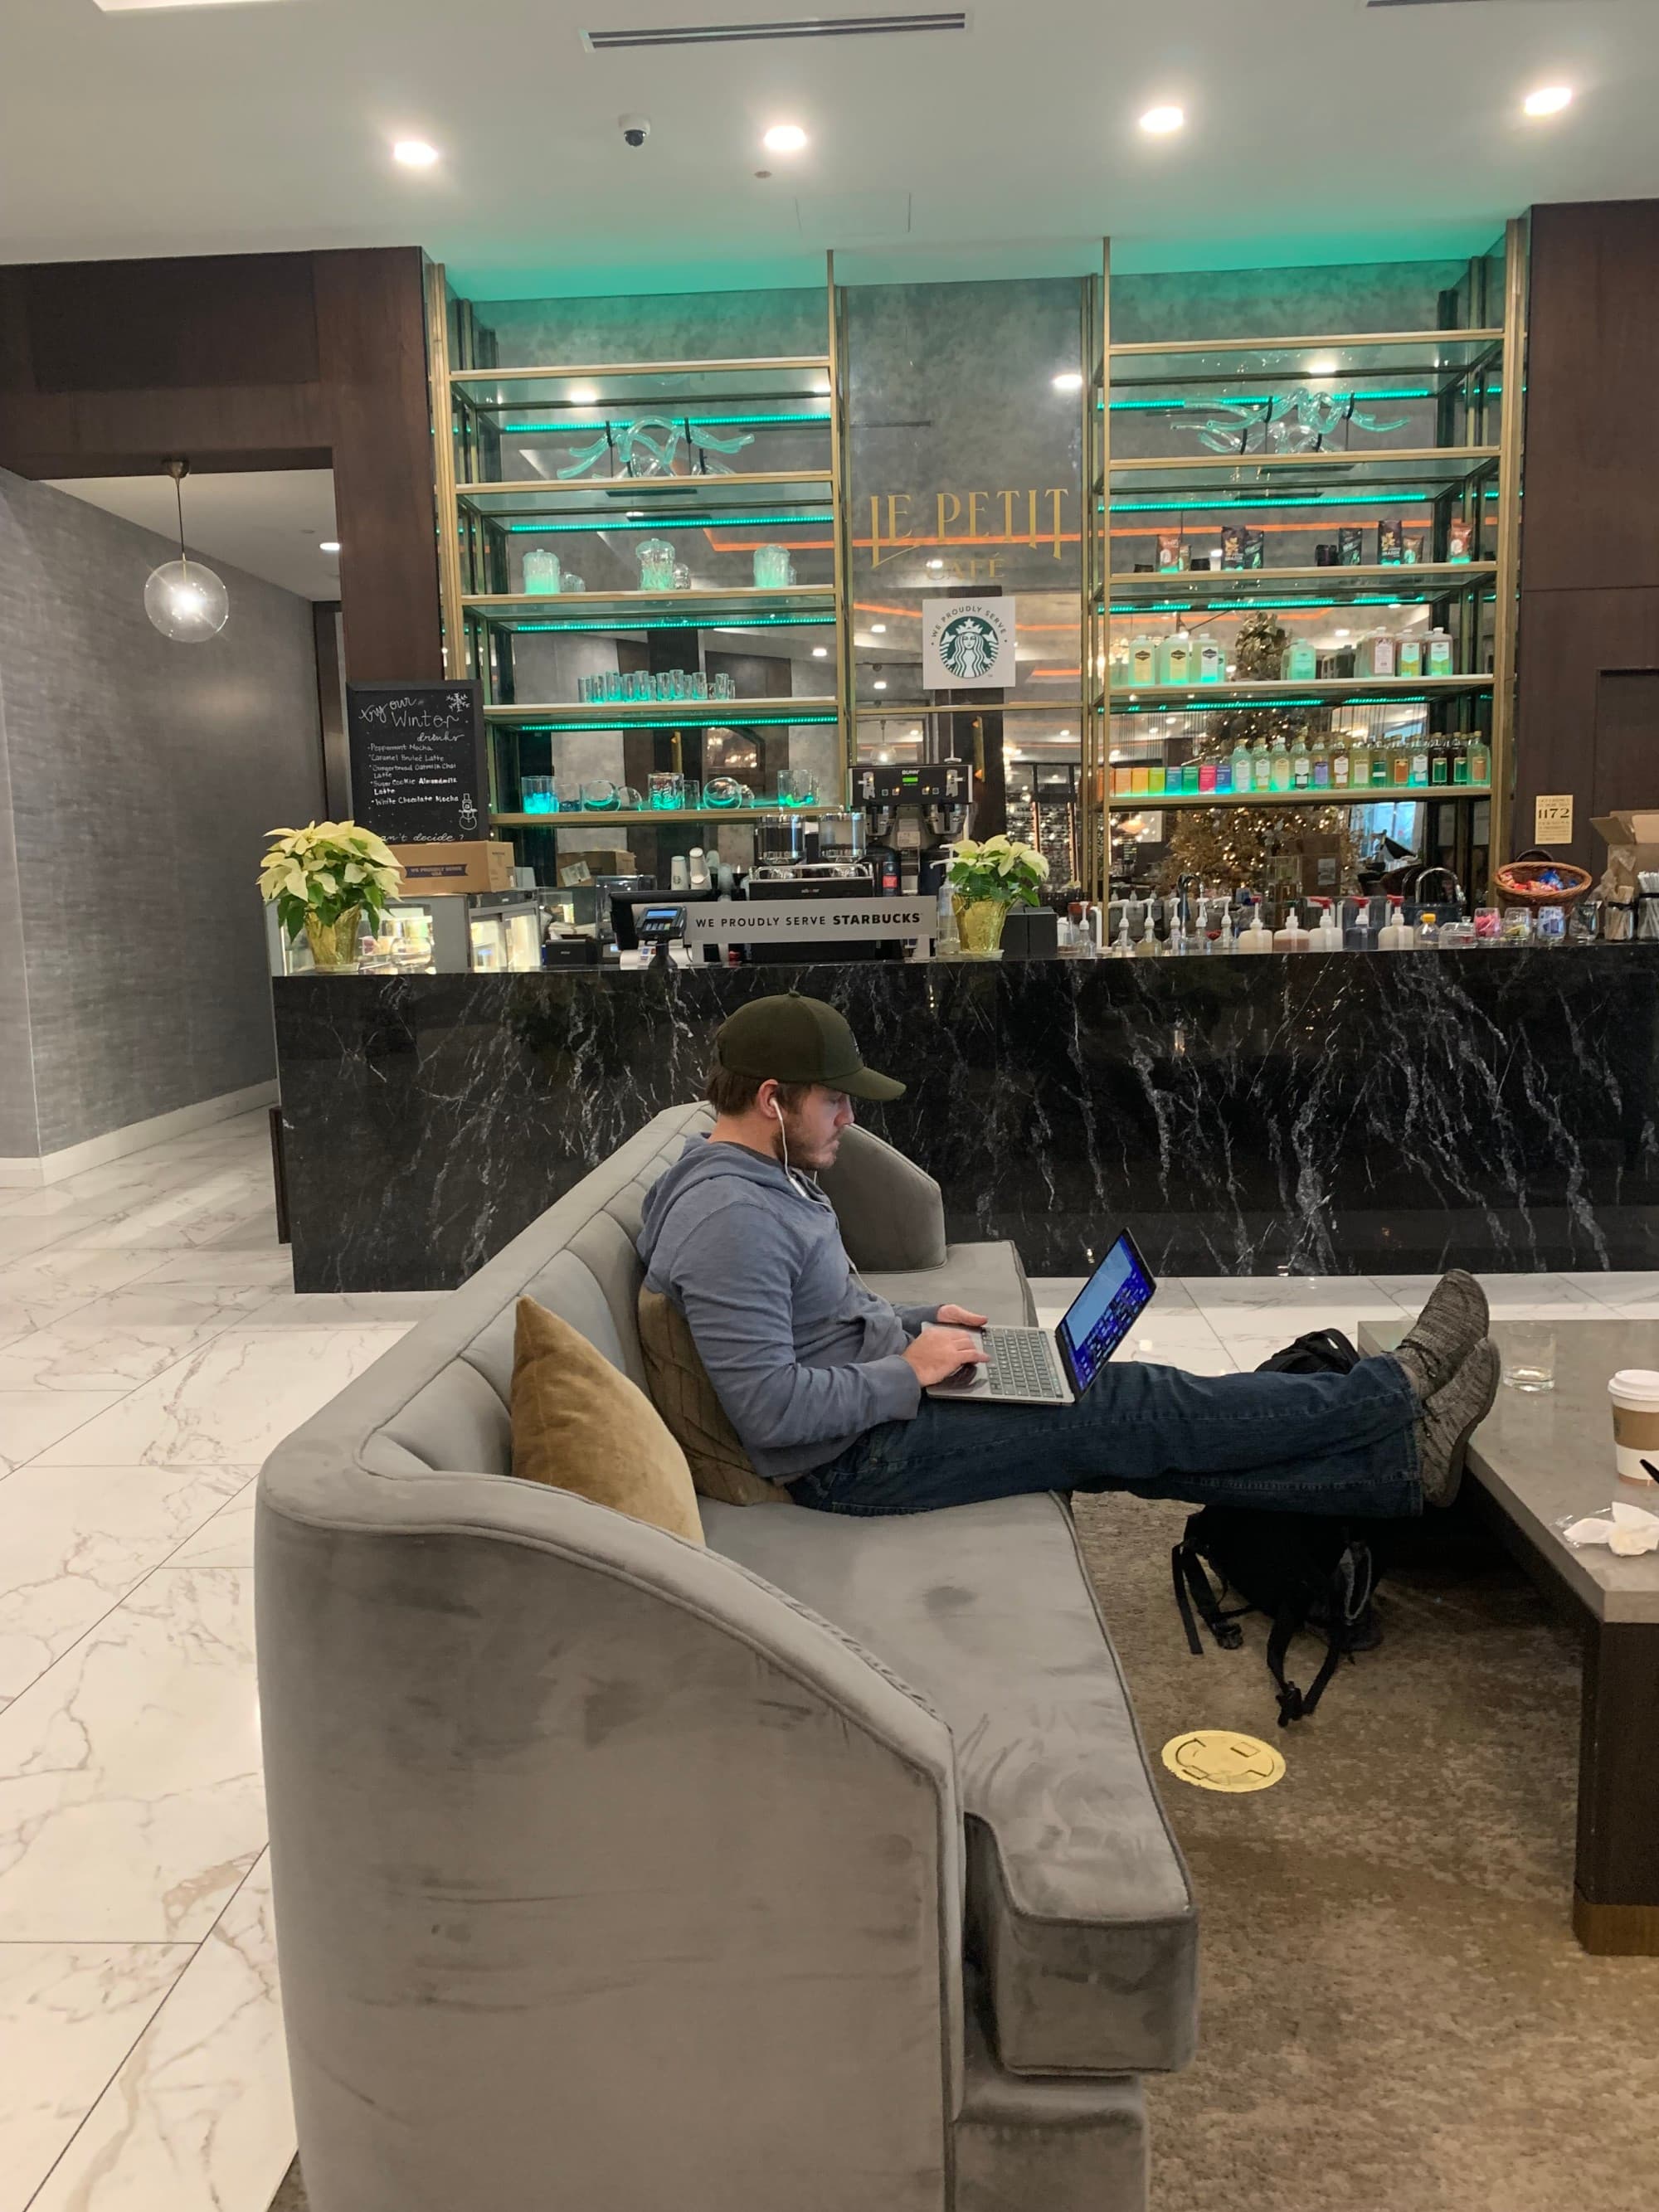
[985,1330,1066,1400]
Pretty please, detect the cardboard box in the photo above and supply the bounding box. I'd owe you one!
[557,848,637,885]
[387,840,516,897]
[1591,811,1659,901]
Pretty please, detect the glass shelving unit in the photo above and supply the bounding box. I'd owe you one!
[1081,224,1526,904]
[427,268,854,865]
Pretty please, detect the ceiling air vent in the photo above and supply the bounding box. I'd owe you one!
[583,12,968,51]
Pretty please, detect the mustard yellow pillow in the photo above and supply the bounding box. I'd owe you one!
[511,1298,704,1546]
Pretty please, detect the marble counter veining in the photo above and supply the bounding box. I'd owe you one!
[273,947,1659,1292]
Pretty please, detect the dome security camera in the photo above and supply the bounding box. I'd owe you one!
[619,114,651,148]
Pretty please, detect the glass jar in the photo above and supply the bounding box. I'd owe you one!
[753,544,791,589]
[523,547,561,596]
[520,774,558,815]
[637,539,677,591]
[649,772,684,811]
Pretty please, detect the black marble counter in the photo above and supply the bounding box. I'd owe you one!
[274,948,1659,1291]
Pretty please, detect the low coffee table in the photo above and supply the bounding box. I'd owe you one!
[1360,1316,1659,1956]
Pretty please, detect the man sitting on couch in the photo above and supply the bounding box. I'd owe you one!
[637,992,1499,1520]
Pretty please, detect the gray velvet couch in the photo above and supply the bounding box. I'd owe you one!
[257,1103,1198,2212]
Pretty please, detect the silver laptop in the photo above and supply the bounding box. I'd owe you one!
[927,1230,1156,1407]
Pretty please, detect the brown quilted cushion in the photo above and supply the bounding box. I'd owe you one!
[511,1297,705,1544]
[637,1287,791,1506]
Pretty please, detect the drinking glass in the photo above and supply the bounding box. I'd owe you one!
[1502,1325,1556,1394]
[561,571,586,596]
[521,775,557,815]
[649,772,684,811]
[672,562,693,591]
[580,780,619,811]
[753,544,791,589]
[690,671,708,701]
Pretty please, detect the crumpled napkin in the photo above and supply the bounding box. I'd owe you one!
[1561,1500,1659,1556]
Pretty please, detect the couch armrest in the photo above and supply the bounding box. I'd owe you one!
[816,1121,948,1271]
[258,1464,964,2212]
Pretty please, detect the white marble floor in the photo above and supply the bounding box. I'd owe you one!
[2,1111,1656,2211]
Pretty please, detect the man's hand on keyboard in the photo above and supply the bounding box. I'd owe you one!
[937,1304,990,1329]
[903,1325,988,1387]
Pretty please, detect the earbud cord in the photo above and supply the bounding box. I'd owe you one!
[773,1097,872,1293]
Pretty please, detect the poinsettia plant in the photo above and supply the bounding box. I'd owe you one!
[946,834,1049,908]
[257,820,402,943]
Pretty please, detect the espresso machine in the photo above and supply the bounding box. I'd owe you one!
[854,761,973,897]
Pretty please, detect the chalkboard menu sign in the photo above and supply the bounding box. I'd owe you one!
[346,681,489,843]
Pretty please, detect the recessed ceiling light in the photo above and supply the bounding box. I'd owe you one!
[871,622,887,634]
[1524,85,1573,118]
[1139,105,1185,136]
[1306,356,1338,377]
[393,139,440,168]
[763,123,809,153]
[566,385,599,406]
[1052,371,1084,392]
[811,645,829,657]
[319,540,341,555]
[927,558,944,571]
[873,679,888,691]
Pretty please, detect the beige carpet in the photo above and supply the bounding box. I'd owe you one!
[271,1495,1659,2212]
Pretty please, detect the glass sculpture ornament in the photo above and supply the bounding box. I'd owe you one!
[1188,389,1410,457]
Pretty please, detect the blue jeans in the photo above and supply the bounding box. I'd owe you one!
[789,1354,1422,1520]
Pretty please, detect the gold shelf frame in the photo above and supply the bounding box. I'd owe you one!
[426,257,854,834]
[1087,228,1528,907]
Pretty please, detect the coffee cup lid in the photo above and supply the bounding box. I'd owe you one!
[1608,1369,1659,1406]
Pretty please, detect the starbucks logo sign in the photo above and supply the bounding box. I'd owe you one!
[921,596,1017,691]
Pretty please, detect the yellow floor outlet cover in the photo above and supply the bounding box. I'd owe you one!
[1161,1730,1287,1793]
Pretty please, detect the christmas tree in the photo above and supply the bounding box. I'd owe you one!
[1155,608,1355,896]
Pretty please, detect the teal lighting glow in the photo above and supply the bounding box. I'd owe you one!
[508,712,838,734]
[498,613,837,633]
[1104,688,1486,714]
[496,410,831,433]
[1106,488,1499,515]
[504,509,833,533]
[1110,387,1438,412]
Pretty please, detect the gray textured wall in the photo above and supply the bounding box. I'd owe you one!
[0,669,38,1159]
[0,471,324,1157]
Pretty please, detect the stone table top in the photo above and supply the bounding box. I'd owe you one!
[1360,1317,1659,1623]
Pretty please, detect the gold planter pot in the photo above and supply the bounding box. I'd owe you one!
[304,906,365,974]
[953,897,1009,959]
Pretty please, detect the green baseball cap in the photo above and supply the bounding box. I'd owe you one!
[714,992,905,1102]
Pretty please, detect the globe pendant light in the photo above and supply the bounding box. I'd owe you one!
[144,459,230,643]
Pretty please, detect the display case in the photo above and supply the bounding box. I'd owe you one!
[265,892,546,977]
[426,262,854,883]
[1081,221,1526,902]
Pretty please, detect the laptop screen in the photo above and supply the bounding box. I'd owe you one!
[1058,1232,1155,1393]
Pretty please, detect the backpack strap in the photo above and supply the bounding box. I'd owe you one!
[1266,1610,1345,1727]
[1171,1541,1245,1655]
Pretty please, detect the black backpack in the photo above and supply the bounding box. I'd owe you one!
[1171,1328,1382,1726]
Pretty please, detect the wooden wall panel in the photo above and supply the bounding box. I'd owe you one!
[1515,201,1659,868]
[0,247,441,683]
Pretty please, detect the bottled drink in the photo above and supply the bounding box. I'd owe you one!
[1429,734,1451,787]
[1410,736,1430,788]
[1451,736,1471,787]
[1253,737,1273,792]
[1347,737,1369,785]
[1311,738,1331,790]
[1232,738,1253,791]
[1291,735,1311,790]
[1331,741,1350,790]
[1270,735,1292,791]
[1370,741,1390,788]
[1389,734,1411,788]
[1468,729,1491,785]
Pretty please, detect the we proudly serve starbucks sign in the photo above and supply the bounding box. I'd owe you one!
[921,596,1018,690]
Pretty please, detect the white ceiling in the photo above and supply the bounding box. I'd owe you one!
[2,2,1655,295]
[46,469,340,600]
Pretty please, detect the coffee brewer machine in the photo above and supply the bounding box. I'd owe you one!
[854,761,973,897]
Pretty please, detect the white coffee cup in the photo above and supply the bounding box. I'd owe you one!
[1608,1369,1659,1485]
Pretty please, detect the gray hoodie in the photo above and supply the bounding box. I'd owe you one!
[637,1135,938,1481]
